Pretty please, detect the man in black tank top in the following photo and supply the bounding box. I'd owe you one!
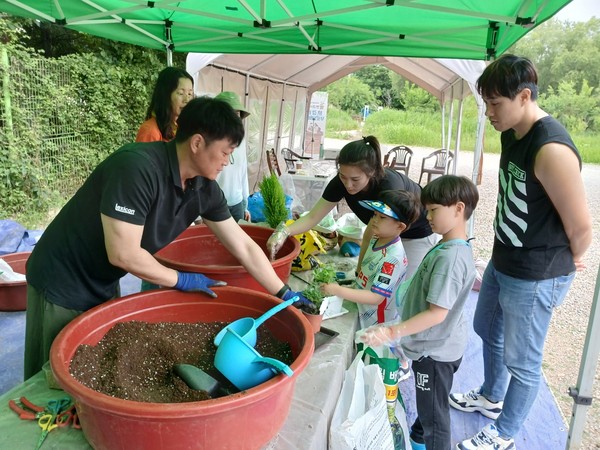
[450,55,592,450]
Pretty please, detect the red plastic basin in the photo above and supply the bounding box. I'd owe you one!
[0,251,30,311]
[155,224,300,293]
[50,287,314,450]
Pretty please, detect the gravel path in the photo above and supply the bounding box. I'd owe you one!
[326,138,600,447]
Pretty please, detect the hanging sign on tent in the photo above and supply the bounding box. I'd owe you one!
[305,92,328,157]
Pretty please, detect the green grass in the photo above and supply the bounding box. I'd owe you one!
[325,106,360,139]
[328,105,600,164]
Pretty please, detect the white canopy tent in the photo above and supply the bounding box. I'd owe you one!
[186,53,487,192]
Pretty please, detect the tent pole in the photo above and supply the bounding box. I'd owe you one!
[446,86,455,173]
[166,47,173,67]
[447,96,454,153]
[276,83,287,153]
[566,265,600,449]
[453,85,465,175]
[441,94,446,149]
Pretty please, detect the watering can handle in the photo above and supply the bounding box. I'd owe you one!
[252,357,294,377]
[254,297,297,327]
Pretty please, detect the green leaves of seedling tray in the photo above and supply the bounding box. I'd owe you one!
[301,264,337,314]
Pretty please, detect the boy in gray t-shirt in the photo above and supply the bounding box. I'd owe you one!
[361,175,479,450]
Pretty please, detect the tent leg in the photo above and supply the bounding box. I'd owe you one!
[566,265,600,449]
[166,47,173,67]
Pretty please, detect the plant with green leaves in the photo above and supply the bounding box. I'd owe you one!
[258,173,288,228]
[301,263,337,315]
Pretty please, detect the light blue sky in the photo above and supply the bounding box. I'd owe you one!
[555,0,600,22]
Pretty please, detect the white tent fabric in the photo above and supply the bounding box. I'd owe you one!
[186,53,486,192]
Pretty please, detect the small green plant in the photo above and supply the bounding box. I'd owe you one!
[301,264,337,314]
[258,173,289,228]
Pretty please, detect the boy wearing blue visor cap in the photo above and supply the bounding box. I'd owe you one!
[321,189,421,330]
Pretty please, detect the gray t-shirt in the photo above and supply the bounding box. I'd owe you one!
[398,239,476,362]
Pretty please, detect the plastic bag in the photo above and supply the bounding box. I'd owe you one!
[355,331,412,450]
[330,351,395,450]
[247,192,293,224]
[289,220,327,272]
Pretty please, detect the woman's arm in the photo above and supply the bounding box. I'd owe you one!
[286,197,337,236]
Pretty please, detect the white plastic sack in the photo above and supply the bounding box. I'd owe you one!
[0,258,26,282]
[336,213,366,240]
[330,352,394,450]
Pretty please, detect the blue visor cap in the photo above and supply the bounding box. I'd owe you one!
[359,199,402,221]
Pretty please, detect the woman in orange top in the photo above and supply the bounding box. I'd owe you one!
[136,67,194,142]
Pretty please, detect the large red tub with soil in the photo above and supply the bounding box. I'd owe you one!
[154,224,300,294]
[0,252,30,311]
[50,287,314,450]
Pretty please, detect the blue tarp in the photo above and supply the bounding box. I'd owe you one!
[0,220,42,255]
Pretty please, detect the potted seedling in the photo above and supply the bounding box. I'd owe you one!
[300,264,337,333]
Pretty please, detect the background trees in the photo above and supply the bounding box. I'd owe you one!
[325,18,600,135]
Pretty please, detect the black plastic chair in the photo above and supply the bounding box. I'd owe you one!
[281,148,311,171]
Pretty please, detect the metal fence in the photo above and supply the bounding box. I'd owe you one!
[1,51,136,200]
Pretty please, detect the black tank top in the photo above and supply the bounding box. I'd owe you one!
[492,116,580,280]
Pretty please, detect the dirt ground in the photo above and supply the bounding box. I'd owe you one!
[326,137,600,447]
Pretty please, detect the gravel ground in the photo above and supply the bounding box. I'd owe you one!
[326,138,600,447]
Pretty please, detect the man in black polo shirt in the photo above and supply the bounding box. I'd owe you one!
[24,96,309,379]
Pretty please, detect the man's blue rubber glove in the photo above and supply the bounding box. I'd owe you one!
[279,285,315,310]
[174,271,227,298]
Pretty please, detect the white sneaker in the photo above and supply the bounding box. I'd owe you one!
[456,423,515,450]
[449,387,503,419]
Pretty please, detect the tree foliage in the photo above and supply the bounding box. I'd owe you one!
[510,17,600,132]
[325,76,376,115]
[354,65,399,108]
[0,17,180,226]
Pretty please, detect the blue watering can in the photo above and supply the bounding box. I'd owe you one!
[214,297,297,347]
[214,328,293,390]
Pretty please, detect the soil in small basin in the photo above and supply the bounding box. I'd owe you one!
[70,320,293,403]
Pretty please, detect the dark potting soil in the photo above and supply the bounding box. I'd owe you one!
[70,320,293,403]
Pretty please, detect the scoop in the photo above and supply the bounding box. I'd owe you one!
[213,296,297,347]
[214,328,293,390]
[173,364,225,396]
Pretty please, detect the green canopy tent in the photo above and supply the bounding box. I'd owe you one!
[1,1,597,449]
[0,0,572,60]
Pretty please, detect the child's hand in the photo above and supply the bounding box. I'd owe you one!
[360,324,397,347]
[320,282,338,296]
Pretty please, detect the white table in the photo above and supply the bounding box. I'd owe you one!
[289,160,336,211]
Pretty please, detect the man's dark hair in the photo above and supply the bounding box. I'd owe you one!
[421,175,479,220]
[477,54,538,101]
[176,96,244,147]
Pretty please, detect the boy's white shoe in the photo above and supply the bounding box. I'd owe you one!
[449,387,503,420]
[456,423,515,450]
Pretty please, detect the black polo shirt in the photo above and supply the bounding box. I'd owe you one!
[27,141,230,310]
[322,167,432,239]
